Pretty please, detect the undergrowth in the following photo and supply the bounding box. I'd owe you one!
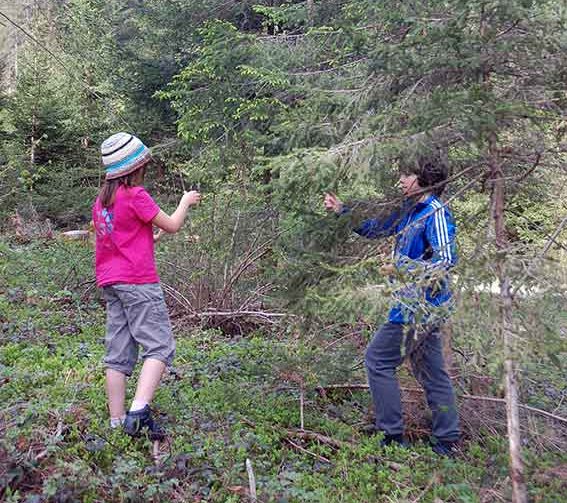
[1,239,566,502]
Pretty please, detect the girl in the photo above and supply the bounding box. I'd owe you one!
[92,132,200,438]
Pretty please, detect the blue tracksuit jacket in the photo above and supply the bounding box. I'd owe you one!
[347,195,457,324]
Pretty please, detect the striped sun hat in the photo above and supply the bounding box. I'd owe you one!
[101,132,152,180]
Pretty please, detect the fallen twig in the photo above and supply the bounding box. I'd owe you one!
[299,386,305,430]
[286,438,331,464]
[189,309,289,320]
[242,417,347,456]
[323,329,365,350]
[246,458,257,502]
[460,393,567,425]
[318,384,422,394]
[288,430,347,450]
[162,282,196,314]
[317,384,567,425]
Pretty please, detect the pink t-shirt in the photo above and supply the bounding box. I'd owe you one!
[92,185,161,287]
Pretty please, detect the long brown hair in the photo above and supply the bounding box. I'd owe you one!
[99,165,147,208]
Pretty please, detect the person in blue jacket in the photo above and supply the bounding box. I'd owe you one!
[324,155,460,456]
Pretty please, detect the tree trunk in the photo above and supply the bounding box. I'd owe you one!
[13,30,19,86]
[307,0,314,26]
[30,113,37,166]
[488,132,528,503]
[481,3,528,496]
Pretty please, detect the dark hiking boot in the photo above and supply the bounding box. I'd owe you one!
[380,433,408,448]
[123,405,166,441]
[430,439,459,457]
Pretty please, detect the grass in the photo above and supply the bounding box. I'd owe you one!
[1,239,566,502]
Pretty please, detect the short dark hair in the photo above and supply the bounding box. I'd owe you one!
[401,154,449,196]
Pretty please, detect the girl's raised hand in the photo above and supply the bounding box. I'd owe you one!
[182,190,201,207]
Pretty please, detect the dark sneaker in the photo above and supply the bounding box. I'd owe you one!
[430,439,458,457]
[123,405,165,441]
[380,433,408,448]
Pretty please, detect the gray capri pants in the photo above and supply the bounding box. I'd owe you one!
[102,283,175,376]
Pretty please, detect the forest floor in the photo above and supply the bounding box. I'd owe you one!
[1,238,566,502]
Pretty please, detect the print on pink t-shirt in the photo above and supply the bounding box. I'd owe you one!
[93,186,160,287]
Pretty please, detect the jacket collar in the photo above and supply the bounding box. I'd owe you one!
[418,194,437,208]
[405,194,437,210]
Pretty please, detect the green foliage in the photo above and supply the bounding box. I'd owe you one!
[1,238,566,502]
[1,1,567,499]
[252,3,309,31]
[155,18,289,182]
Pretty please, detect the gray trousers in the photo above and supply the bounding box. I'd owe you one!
[364,322,460,441]
[103,283,175,376]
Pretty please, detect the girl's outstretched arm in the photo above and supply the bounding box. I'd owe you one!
[152,190,201,233]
